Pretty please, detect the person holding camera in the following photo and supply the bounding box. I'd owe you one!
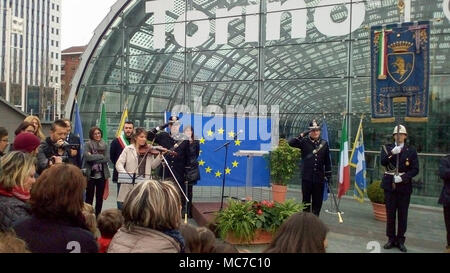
[63,119,82,168]
[84,127,110,216]
[36,120,70,175]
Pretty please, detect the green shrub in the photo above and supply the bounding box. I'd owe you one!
[367,181,385,204]
[266,139,301,186]
[215,199,305,242]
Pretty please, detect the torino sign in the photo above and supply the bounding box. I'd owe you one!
[146,0,366,49]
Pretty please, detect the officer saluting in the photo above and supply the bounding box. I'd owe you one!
[288,120,332,217]
[380,125,419,252]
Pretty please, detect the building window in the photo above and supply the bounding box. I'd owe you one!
[57,5,59,11]
[52,15,54,22]
[51,28,54,34]
[51,52,54,58]
[56,17,59,23]
[51,40,54,46]
[56,41,59,47]
[56,29,59,35]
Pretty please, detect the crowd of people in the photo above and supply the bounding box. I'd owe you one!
[0,115,449,254]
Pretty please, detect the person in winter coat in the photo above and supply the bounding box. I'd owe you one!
[107,180,184,253]
[14,164,98,253]
[84,127,111,216]
[115,128,161,207]
[0,152,36,231]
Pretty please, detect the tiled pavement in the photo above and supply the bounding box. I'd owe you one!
[102,183,447,253]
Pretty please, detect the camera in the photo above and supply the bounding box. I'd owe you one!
[61,142,80,150]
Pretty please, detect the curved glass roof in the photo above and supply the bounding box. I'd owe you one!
[70,0,449,151]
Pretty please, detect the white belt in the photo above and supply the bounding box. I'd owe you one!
[384,172,405,176]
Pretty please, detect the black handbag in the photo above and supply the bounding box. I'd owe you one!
[185,162,200,182]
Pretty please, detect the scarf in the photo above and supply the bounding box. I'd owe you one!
[162,229,185,253]
[0,185,31,201]
[89,140,107,173]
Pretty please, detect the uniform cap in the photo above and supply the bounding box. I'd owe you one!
[309,120,321,130]
[393,125,407,135]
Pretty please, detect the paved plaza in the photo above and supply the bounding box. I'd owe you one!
[103,183,447,253]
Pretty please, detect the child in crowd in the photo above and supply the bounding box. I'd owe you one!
[97,209,124,253]
[82,203,100,239]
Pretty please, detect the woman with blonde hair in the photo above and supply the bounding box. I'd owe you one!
[0,152,36,231]
[107,180,184,253]
[115,128,161,208]
[24,116,45,141]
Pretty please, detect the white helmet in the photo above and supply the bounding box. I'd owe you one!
[393,125,407,135]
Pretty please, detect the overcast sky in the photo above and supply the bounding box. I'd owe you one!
[61,0,117,50]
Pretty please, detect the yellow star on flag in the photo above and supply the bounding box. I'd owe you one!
[232,160,239,168]
[225,168,231,175]
[228,131,235,138]
[215,171,222,178]
[199,160,205,166]
[218,128,224,135]
[207,130,214,137]
[199,138,206,144]
[234,140,241,146]
[205,167,212,173]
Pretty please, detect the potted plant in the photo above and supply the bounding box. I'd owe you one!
[367,181,387,222]
[267,139,301,202]
[215,199,305,245]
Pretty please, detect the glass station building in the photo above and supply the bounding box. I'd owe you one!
[66,0,449,206]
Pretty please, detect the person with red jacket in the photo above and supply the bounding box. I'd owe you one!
[97,209,124,253]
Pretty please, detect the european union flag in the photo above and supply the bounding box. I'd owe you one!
[166,113,272,187]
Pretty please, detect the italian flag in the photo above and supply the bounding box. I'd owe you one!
[100,96,108,143]
[116,107,130,149]
[338,117,350,198]
[377,29,392,80]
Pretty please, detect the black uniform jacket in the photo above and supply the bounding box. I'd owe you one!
[380,143,419,194]
[153,131,190,184]
[288,136,332,183]
[438,155,450,206]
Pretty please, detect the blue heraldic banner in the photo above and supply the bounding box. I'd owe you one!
[165,112,271,187]
[370,21,430,122]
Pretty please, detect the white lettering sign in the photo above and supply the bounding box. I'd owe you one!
[444,0,450,22]
[145,0,445,49]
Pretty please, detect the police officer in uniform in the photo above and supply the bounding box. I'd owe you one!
[380,125,419,252]
[288,120,332,216]
[147,116,190,199]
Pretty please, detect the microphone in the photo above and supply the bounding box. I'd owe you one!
[234,130,244,140]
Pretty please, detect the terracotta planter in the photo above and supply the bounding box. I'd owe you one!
[272,184,287,203]
[371,202,387,222]
[225,229,273,245]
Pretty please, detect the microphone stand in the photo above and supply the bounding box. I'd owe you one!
[204,135,238,214]
[160,152,190,221]
[325,178,344,223]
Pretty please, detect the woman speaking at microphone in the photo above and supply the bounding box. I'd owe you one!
[115,128,162,209]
